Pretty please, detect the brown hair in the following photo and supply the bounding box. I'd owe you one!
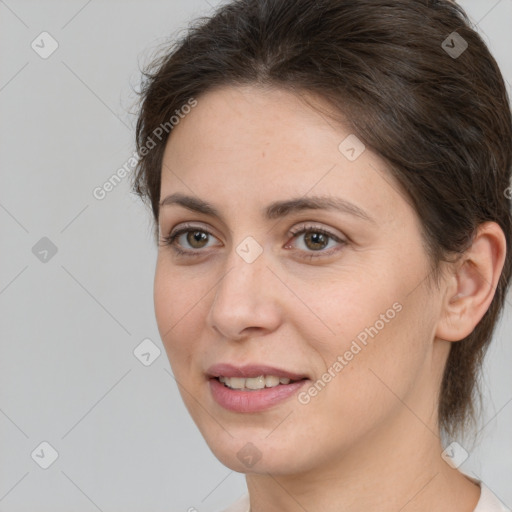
[132,0,512,438]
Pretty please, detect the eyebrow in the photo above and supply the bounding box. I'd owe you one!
[159,193,375,224]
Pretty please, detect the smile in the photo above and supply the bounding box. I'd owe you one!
[218,375,298,390]
[206,364,309,413]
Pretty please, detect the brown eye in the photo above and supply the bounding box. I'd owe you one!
[186,230,210,249]
[303,231,330,251]
[286,224,347,260]
[160,224,221,256]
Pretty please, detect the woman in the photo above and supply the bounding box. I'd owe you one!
[132,0,512,510]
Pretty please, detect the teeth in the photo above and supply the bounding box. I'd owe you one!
[265,375,280,387]
[219,377,245,389]
[218,375,297,390]
[246,376,265,389]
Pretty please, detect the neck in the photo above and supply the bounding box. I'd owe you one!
[245,408,480,512]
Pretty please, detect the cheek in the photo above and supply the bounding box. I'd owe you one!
[153,265,173,340]
[319,295,432,428]
[153,263,201,369]
[153,259,202,330]
[301,265,433,415]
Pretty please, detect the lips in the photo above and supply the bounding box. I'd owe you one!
[206,363,308,381]
[206,363,310,413]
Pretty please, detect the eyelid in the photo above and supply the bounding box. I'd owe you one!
[165,221,344,241]
[161,221,346,258]
[287,222,345,241]
[284,223,346,259]
[168,222,219,241]
[160,222,222,252]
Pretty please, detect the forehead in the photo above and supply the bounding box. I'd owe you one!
[160,85,410,226]
[164,84,341,157]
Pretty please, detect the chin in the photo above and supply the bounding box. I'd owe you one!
[197,426,315,476]
[211,445,294,474]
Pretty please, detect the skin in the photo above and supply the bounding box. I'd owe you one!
[153,84,506,512]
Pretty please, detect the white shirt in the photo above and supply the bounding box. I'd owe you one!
[218,480,511,512]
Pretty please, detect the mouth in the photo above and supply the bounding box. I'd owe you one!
[215,374,306,391]
[206,363,310,413]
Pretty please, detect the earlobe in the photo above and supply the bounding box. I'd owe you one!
[435,222,507,342]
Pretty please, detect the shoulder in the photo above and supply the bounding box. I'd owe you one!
[216,493,250,512]
[473,481,510,512]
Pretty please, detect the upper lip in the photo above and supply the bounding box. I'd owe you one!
[206,363,309,381]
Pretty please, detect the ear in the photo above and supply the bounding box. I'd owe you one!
[435,222,507,342]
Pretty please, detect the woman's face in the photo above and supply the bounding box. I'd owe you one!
[154,85,447,475]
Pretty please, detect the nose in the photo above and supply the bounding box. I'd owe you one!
[206,243,282,341]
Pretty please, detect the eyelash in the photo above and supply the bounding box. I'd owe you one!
[160,222,346,260]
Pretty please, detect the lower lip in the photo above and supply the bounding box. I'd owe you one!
[209,378,308,413]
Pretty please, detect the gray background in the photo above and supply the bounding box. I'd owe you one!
[0,1,511,510]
